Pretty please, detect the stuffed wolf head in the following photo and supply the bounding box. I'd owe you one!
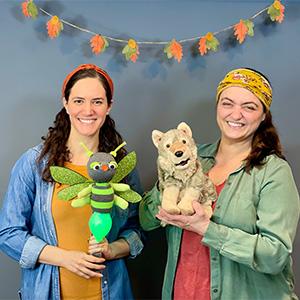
[152,122,198,174]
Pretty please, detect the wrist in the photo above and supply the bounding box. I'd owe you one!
[38,245,68,268]
[196,220,210,236]
[58,248,69,267]
[201,220,210,235]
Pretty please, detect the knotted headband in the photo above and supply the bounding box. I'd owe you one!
[62,64,114,98]
[216,68,272,110]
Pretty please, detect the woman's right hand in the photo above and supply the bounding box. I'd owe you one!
[60,249,106,279]
[38,245,105,279]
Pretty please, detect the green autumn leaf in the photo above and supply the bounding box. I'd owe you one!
[122,45,136,61]
[27,1,38,19]
[103,37,109,51]
[206,37,219,52]
[244,20,254,37]
[164,43,173,59]
[267,5,280,21]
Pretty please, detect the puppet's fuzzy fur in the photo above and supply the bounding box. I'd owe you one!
[152,122,216,216]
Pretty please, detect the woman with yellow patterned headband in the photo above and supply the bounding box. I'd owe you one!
[0,64,144,300]
[140,68,299,300]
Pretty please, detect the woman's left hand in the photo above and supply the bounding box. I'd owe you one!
[156,201,211,236]
[88,237,114,260]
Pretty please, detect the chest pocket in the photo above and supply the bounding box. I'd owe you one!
[220,190,258,234]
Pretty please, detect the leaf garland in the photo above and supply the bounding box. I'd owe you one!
[234,19,254,44]
[164,39,183,62]
[122,39,140,62]
[268,0,285,23]
[198,32,220,56]
[20,0,285,62]
[21,0,38,19]
[90,35,109,55]
[47,16,63,39]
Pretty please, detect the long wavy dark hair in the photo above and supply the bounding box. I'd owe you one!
[38,68,126,182]
[243,68,285,172]
[245,110,285,172]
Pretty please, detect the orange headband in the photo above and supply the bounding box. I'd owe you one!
[62,64,114,98]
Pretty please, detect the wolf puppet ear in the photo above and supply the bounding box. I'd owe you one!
[177,122,192,138]
[152,130,164,148]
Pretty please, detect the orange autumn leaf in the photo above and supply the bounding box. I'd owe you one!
[90,35,105,55]
[276,1,285,23]
[47,16,63,39]
[170,39,183,63]
[198,37,207,56]
[130,49,140,63]
[234,20,248,44]
[22,1,30,17]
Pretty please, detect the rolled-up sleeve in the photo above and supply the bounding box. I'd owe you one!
[0,149,46,269]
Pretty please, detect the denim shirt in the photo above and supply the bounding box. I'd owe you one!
[140,141,299,300]
[0,144,144,300]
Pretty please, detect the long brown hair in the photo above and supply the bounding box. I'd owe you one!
[245,110,285,172]
[38,68,126,182]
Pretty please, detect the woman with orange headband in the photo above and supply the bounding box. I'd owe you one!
[140,68,299,299]
[0,64,144,300]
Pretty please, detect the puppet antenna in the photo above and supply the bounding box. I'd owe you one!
[110,141,127,157]
[80,142,94,157]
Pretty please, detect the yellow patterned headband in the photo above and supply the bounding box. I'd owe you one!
[216,68,272,110]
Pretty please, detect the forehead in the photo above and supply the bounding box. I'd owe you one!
[160,129,189,143]
[219,86,262,106]
[70,77,106,98]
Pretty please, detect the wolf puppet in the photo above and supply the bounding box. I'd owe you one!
[152,122,216,217]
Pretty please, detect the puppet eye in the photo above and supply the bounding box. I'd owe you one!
[108,161,118,169]
[166,144,170,148]
[182,139,186,144]
[90,162,101,170]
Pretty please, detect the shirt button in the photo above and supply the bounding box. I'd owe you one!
[216,205,221,209]
[104,281,108,285]
[213,289,218,293]
[212,257,217,261]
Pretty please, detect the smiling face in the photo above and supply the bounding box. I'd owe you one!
[64,77,112,139]
[217,86,266,144]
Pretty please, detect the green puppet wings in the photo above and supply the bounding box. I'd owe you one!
[50,151,142,210]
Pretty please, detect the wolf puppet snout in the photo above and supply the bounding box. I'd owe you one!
[175,151,183,157]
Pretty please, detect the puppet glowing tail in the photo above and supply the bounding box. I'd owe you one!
[89,212,112,242]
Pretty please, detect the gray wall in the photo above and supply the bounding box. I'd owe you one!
[1,1,299,299]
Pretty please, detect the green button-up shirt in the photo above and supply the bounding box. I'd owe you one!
[139,141,300,300]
